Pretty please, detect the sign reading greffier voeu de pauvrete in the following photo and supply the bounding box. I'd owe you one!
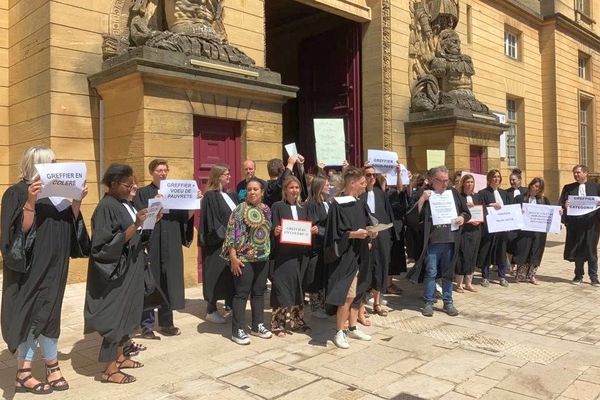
[159,180,201,210]
[314,118,346,166]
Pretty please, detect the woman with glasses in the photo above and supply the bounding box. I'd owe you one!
[222,178,273,345]
[477,169,513,287]
[84,163,149,384]
[200,164,237,324]
[1,147,90,394]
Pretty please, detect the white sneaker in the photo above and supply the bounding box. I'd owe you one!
[312,309,330,319]
[250,323,272,339]
[206,311,226,324]
[231,329,251,345]
[347,327,372,341]
[333,330,350,349]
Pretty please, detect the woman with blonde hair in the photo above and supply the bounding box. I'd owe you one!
[1,147,90,393]
[455,174,482,292]
[270,176,318,336]
[200,164,238,323]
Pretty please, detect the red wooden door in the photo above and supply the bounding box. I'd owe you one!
[298,22,362,167]
[470,146,483,174]
[193,116,241,282]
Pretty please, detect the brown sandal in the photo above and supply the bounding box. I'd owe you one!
[373,304,388,317]
[116,358,144,369]
[101,370,136,384]
[15,368,53,394]
[46,362,69,391]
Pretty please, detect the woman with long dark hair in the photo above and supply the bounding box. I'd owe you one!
[200,164,237,323]
[1,147,90,393]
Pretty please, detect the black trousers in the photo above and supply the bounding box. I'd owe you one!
[231,261,268,335]
[99,336,129,363]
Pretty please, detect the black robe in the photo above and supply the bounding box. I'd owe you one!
[477,186,513,268]
[265,165,308,207]
[387,188,408,275]
[512,195,550,266]
[133,183,194,310]
[84,195,146,357]
[270,201,311,308]
[406,186,471,283]
[456,193,482,275]
[406,189,424,260]
[323,197,372,306]
[506,186,528,200]
[199,190,237,305]
[360,187,395,291]
[559,181,600,262]
[305,199,329,292]
[1,182,90,353]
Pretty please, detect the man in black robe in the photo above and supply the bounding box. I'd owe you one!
[133,159,197,339]
[360,165,395,316]
[264,155,308,206]
[235,159,266,201]
[559,164,600,286]
[407,166,470,317]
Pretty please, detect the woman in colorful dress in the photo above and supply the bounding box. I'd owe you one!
[222,178,273,345]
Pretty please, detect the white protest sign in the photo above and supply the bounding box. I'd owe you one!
[159,180,201,210]
[149,197,168,214]
[566,195,600,216]
[522,203,561,234]
[284,143,298,157]
[426,150,445,170]
[367,222,394,233]
[314,118,346,166]
[400,164,410,186]
[35,162,86,200]
[429,190,458,225]
[142,201,163,230]
[485,204,524,233]
[461,171,487,192]
[468,205,484,223]
[368,149,398,187]
[280,219,312,246]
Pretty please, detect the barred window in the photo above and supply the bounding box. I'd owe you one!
[580,98,593,166]
[504,31,518,59]
[506,99,518,167]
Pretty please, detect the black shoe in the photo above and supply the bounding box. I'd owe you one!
[591,278,600,287]
[158,326,181,336]
[421,303,434,317]
[443,302,459,317]
[572,277,583,286]
[136,330,161,340]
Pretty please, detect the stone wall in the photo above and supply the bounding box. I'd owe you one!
[0,0,7,195]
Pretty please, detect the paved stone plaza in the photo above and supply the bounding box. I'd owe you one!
[2,231,600,400]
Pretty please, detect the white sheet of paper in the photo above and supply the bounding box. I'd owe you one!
[469,205,484,223]
[35,162,86,200]
[149,198,168,214]
[280,219,312,246]
[284,143,298,157]
[522,203,561,233]
[485,204,524,233]
[566,195,600,216]
[159,180,201,210]
[368,149,398,187]
[334,196,356,205]
[314,118,346,166]
[142,201,163,230]
[49,197,71,212]
[429,190,458,225]
[461,171,487,192]
[367,223,394,233]
[399,164,410,185]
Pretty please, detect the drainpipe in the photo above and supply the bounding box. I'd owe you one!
[99,97,105,195]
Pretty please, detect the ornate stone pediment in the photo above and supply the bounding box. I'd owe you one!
[102,0,255,67]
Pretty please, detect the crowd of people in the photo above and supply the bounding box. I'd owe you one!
[1,146,598,392]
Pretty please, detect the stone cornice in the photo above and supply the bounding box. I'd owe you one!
[548,13,600,51]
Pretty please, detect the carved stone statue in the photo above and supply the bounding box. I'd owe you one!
[102,0,255,67]
[409,0,490,114]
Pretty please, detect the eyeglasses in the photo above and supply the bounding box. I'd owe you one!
[433,177,450,184]
[365,173,376,178]
[119,182,134,190]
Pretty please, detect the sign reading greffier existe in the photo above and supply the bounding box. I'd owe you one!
[280,219,312,246]
[35,162,86,200]
[159,180,201,210]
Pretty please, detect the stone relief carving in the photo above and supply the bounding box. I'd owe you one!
[409,0,489,114]
[102,0,255,67]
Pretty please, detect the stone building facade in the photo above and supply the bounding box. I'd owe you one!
[0,0,599,280]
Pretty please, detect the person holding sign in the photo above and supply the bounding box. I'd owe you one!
[559,165,600,286]
[200,164,238,324]
[270,176,318,336]
[1,147,90,393]
[406,166,470,317]
[305,176,332,319]
[360,165,396,317]
[265,155,307,207]
[84,164,149,384]
[477,169,513,288]
[512,178,555,284]
[455,174,483,293]
[133,159,200,339]
[386,163,411,293]
[222,178,273,345]
[324,167,376,349]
